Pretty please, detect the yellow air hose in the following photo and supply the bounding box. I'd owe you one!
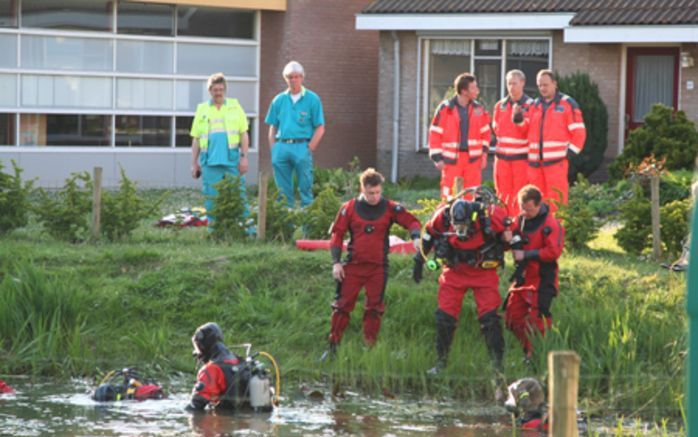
[100,369,117,385]
[258,351,281,406]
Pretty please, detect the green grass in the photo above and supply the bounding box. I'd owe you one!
[0,188,687,428]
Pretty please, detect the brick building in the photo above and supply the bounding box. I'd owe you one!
[356,0,698,181]
[0,0,377,187]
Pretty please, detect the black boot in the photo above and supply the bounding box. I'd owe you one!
[479,310,505,371]
[427,310,457,376]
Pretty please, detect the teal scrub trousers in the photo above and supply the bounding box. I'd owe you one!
[271,141,313,208]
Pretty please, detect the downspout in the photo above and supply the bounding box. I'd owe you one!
[390,31,400,183]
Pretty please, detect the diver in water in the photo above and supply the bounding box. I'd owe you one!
[92,368,165,402]
[187,322,274,412]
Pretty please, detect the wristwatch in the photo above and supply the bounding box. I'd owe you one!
[240,151,246,158]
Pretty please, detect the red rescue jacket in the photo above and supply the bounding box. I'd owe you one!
[428,97,491,165]
[514,203,564,292]
[492,94,533,161]
[527,92,586,166]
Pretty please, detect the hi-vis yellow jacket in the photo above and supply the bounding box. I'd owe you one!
[190,98,248,151]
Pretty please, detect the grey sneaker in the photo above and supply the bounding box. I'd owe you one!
[319,343,337,362]
[426,360,446,376]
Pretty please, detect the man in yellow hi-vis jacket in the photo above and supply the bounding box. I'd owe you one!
[190,72,250,224]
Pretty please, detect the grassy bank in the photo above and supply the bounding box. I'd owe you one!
[0,188,687,424]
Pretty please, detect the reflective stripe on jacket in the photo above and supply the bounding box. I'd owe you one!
[492,95,533,161]
[527,92,586,166]
[191,98,247,151]
[428,97,491,165]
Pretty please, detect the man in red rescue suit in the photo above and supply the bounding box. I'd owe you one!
[504,185,564,360]
[492,69,534,215]
[188,322,247,410]
[527,69,586,210]
[413,190,512,375]
[323,168,421,359]
[429,73,491,199]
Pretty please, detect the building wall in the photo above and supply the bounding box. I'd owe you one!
[553,31,623,158]
[681,43,698,126]
[259,0,378,175]
[376,31,439,181]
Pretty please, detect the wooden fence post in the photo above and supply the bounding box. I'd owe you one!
[650,174,662,260]
[257,172,268,241]
[453,176,464,198]
[548,350,581,437]
[92,166,102,240]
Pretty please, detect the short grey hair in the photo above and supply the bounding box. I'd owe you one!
[207,72,226,90]
[283,61,305,78]
[506,69,526,82]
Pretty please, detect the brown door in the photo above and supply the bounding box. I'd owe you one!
[625,47,679,137]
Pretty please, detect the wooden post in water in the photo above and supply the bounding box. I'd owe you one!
[92,166,102,240]
[257,171,268,241]
[453,177,464,198]
[548,350,580,437]
[650,174,662,260]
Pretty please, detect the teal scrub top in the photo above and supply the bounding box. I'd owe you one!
[265,87,324,141]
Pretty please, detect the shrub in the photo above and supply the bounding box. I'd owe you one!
[660,198,692,257]
[390,197,438,241]
[299,186,341,239]
[609,104,698,179]
[208,175,247,241]
[313,156,361,197]
[255,185,299,243]
[556,175,601,249]
[0,160,34,235]
[557,72,609,182]
[614,184,652,255]
[659,169,694,206]
[101,167,164,241]
[35,172,92,243]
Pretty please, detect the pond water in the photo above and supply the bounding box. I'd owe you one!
[0,377,681,436]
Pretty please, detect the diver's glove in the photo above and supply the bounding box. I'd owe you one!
[412,254,424,284]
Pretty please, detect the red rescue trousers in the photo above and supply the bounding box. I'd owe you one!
[504,285,552,355]
[494,158,529,215]
[527,160,568,212]
[329,263,387,346]
[437,264,501,319]
[440,157,482,199]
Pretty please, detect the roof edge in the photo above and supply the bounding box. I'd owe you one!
[355,13,575,31]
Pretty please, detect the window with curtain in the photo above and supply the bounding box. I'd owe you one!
[505,40,549,97]
[426,39,471,123]
[632,55,675,122]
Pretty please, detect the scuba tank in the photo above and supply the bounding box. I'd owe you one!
[249,373,272,411]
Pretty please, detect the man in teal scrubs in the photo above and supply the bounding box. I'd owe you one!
[265,61,325,208]
[191,73,250,225]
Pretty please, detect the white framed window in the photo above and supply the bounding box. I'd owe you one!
[0,74,16,107]
[21,35,112,71]
[115,40,174,74]
[21,75,112,108]
[417,36,551,150]
[116,78,173,110]
[0,34,17,67]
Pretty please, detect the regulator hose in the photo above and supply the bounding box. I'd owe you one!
[258,351,281,406]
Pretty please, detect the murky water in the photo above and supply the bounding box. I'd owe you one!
[0,376,519,436]
[0,377,682,436]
